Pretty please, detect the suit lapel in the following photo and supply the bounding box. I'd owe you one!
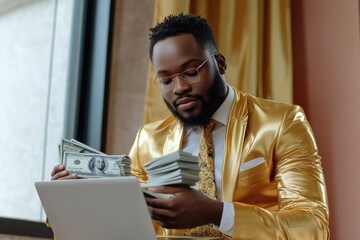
[163,121,184,155]
[222,89,248,201]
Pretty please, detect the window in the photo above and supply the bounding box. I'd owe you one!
[0,0,113,237]
[0,0,73,222]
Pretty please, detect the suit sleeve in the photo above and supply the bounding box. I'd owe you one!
[232,106,329,239]
[129,127,149,183]
[128,127,165,234]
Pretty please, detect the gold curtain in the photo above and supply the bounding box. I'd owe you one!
[143,0,293,124]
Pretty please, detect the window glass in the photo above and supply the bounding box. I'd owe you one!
[0,0,74,222]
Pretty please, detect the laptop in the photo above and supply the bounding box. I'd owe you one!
[35,176,157,240]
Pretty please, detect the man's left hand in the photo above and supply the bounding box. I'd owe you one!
[145,185,223,229]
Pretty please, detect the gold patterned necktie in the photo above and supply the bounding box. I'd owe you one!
[198,119,217,199]
[183,119,225,238]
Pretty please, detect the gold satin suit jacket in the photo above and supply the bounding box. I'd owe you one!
[129,87,329,239]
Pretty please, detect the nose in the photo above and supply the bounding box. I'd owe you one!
[172,75,191,94]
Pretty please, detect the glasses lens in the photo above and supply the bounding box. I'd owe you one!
[155,76,173,92]
[155,62,203,93]
[180,68,199,84]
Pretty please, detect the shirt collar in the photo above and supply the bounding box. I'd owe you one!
[211,85,234,126]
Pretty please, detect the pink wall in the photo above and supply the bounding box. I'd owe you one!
[292,1,360,239]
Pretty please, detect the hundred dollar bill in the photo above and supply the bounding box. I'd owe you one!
[60,138,105,164]
[69,139,104,153]
[64,152,130,178]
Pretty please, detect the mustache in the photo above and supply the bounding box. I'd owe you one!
[172,94,201,107]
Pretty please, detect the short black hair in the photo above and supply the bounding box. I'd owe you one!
[149,13,218,60]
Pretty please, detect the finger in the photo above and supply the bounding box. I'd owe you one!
[51,170,75,180]
[146,197,174,210]
[149,185,188,194]
[145,197,155,206]
[145,196,164,208]
[146,198,177,220]
[151,207,175,220]
[150,208,178,228]
[58,173,78,180]
[146,200,181,229]
[51,164,65,177]
[51,169,68,180]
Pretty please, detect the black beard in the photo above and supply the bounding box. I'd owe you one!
[164,72,227,127]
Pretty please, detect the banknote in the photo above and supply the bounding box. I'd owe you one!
[60,138,105,164]
[144,174,199,187]
[143,150,199,188]
[142,187,174,199]
[64,152,131,178]
[146,161,199,174]
[144,151,198,170]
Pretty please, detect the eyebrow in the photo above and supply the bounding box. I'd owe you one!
[156,58,202,75]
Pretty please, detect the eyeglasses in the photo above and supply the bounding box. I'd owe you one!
[155,59,208,93]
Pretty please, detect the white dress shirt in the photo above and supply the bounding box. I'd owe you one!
[181,85,235,236]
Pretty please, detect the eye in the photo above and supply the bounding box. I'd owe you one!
[182,69,198,77]
[159,77,173,85]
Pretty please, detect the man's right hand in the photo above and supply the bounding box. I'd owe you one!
[51,164,77,180]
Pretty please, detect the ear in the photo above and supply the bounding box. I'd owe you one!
[215,53,227,74]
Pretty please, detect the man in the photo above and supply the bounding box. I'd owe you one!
[90,156,106,175]
[52,13,329,239]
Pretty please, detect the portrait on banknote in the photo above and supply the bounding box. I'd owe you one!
[88,157,108,176]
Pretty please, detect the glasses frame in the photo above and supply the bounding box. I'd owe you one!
[154,59,208,93]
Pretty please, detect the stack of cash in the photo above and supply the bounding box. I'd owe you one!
[143,150,199,188]
[59,138,131,178]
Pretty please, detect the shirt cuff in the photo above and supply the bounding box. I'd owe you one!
[218,201,234,236]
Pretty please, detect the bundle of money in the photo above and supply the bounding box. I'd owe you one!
[59,138,131,178]
[143,150,199,188]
